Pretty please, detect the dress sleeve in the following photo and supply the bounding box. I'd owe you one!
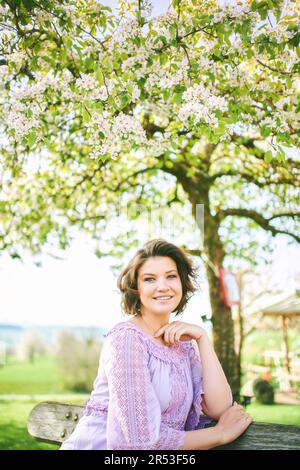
[104,327,185,450]
[185,342,204,431]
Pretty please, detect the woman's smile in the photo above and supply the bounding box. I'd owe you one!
[153,296,174,301]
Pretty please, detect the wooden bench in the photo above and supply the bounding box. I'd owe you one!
[27,401,300,450]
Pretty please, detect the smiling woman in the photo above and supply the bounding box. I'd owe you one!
[118,238,198,318]
[60,239,251,451]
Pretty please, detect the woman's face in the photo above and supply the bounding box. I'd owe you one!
[137,256,182,316]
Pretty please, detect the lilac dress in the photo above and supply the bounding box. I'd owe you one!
[60,321,211,450]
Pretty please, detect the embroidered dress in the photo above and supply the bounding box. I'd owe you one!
[60,321,210,450]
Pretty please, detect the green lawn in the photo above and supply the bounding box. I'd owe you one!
[0,396,88,450]
[0,356,89,450]
[246,401,300,426]
[0,355,62,394]
[0,399,59,450]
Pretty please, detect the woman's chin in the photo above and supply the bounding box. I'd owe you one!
[151,303,174,314]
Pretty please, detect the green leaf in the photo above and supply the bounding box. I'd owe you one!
[159,53,168,66]
[163,89,170,102]
[108,95,117,109]
[64,36,73,49]
[27,130,36,148]
[119,92,130,109]
[99,15,107,30]
[132,36,141,47]
[261,127,271,138]
[172,92,183,104]
[276,145,285,157]
[30,55,39,69]
[264,150,273,163]
[154,35,167,46]
[82,106,90,123]
[286,76,292,89]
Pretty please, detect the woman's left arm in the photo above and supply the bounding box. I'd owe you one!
[196,333,232,420]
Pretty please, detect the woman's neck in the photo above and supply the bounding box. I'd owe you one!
[138,312,170,334]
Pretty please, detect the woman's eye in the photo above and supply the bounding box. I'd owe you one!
[144,275,177,282]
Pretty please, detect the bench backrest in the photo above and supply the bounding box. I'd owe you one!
[27,401,300,449]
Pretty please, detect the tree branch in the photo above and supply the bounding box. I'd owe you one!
[268,212,300,221]
[256,58,294,76]
[210,170,298,187]
[218,208,300,243]
[112,166,160,192]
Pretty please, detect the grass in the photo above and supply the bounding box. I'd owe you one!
[0,355,62,394]
[0,355,89,450]
[0,396,88,450]
[246,401,300,427]
[0,399,59,450]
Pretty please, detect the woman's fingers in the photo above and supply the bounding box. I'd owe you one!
[174,327,185,342]
[154,322,182,344]
[168,325,190,344]
[154,321,204,344]
[153,324,168,338]
[164,324,182,344]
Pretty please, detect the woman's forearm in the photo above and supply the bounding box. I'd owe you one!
[197,334,232,418]
[180,427,222,450]
[180,402,253,450]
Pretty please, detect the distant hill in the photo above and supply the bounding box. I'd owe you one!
[0,323,108,348]
[0,324,25,348]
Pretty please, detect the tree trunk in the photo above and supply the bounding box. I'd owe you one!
[176,169,240,400]
[204,211,240,401]
[235,273,245,397]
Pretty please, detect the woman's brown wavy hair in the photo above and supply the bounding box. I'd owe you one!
[117,239,199,316]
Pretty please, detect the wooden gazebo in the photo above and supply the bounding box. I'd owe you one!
[260,291,300,377]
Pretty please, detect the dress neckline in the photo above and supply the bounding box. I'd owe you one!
[125,320,177,350]
[106,321,192,363]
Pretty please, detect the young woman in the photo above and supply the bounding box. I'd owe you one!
[60,239,252,450]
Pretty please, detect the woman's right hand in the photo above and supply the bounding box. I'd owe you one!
[215,402,253,446]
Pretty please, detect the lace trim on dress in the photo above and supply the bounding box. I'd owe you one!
[162,361,191,431]
[152,427,185,450]
[185,342,204,431]
[104,321,192,365]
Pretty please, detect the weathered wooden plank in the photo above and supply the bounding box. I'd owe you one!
[215,421,300,450]
[27,402,300,449]
[27,402,84,445]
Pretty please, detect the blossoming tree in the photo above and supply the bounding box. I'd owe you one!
[0,0,299,397]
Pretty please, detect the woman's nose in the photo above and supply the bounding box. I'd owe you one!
[156,279,170,290]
